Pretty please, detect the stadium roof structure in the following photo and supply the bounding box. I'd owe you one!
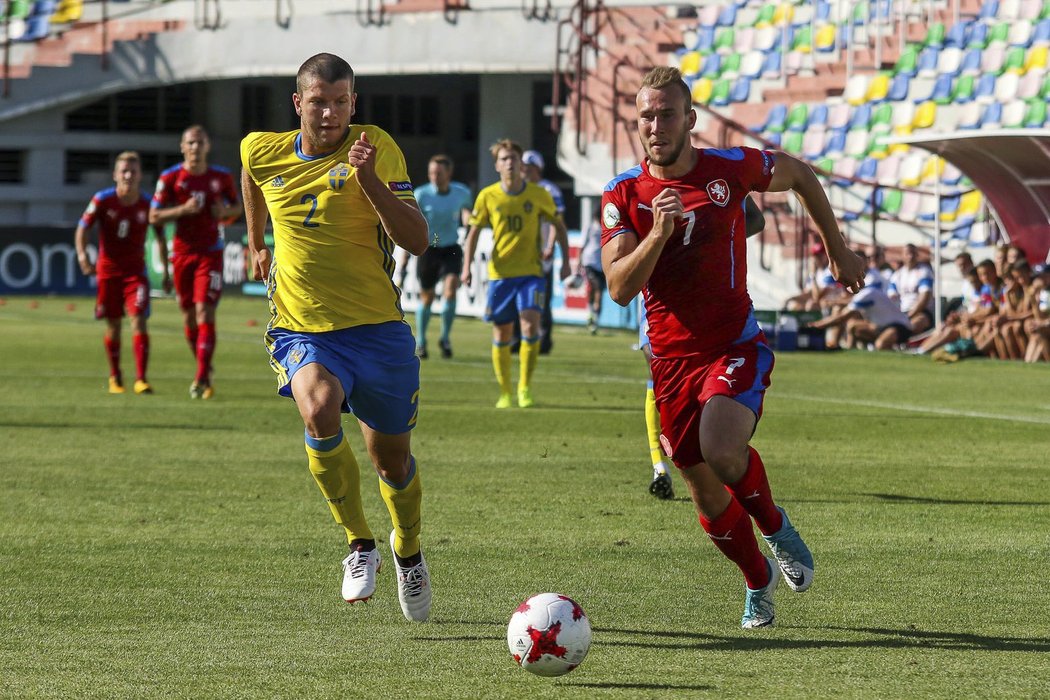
[892,130,1050,263]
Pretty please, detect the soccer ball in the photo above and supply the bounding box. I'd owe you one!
[506,592,591,677]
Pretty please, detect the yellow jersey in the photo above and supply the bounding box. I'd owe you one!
[240,126,415,332]
[469,181,561,280]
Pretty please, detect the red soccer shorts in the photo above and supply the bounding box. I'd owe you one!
[172,250,223,310]
[95,273,150,320]
[649,334,774,469]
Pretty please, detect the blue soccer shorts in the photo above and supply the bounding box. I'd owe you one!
[266,321,419,434]
[485,275,546,325]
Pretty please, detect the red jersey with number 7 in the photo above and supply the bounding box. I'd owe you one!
[600,147,775,359]
[151,164,238,255]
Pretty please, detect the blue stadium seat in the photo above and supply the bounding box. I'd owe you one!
[701,52,722,78]
[729,76,751,103]
[968,22,989,48]
[960,48,982,73]
[929,74,954,103]
[815,0,831,21]
[917,46,941,77]
[761,49,782,77]
[764,131,783,147]
[1033,18,1050,43]
[17,13,49,41]
[693,26,716,52]
[939,194,961,219]
[717,3,737,27]
[887,72,911,101]
[980,100,1003,127]
[758,103,788,132]
[979,0,999,19]
[975,72,997,99]
[849,103,872,129]
[32,0,57,13]
[945,19,972,47]
[824,128,847,155]
[857,157,879,180]
[809,104,829,128]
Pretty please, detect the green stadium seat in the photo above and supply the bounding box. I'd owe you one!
[782,130,804,153]
[6,0,31,18]
[785,103,809,131]
[987,22,1010,45]
[878,188,903,215]
[869,103,893,132]
[753,3,776,27]
[1024,97,1048,126]
[714,27,735,52]
[792,24,813,52]
[721,51,742,75]
[710,78,731,106]
[1042,71,1050,97]
[950,74,975,102]
[925,22,946,47]
[895,44,920,75]
[1002,46,1026,74]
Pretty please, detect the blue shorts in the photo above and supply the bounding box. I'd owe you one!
[266,321,419,435]
[485,276,546,325]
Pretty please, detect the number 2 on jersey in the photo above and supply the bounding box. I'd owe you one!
[301,194,320,228]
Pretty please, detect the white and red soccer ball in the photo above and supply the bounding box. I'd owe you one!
[507,592,591,677]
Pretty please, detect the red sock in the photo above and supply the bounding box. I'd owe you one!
[196,322,215,384]
[133,333,149,381]
[104,335,121,380]
[699,496,770,590]
[725,447,784,536]
[184,324,199,355]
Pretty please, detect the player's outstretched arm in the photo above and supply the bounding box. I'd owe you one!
[241,167,272,282]
[767,152,865,294]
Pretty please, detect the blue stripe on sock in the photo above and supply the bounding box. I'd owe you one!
[522,336,540,343]
[493,340,512,347]
[305,429,344,452]
[646,379,654,390]
[379,456,417,490]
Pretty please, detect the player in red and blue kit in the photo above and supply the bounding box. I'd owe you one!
[601,67,866,629]
[76,151,170,395]
[151,125,242,399]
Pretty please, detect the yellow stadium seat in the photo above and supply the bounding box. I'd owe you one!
[912,101,937,129]
[51,0,83,23]
[1024,45,1048,73]
[680,51,702,77]
[691,78,713,105]
[958,190,983,218]
[865,74,890,102]
[815,23,836,51]
[773,2,795,25]
[920,156,945,183]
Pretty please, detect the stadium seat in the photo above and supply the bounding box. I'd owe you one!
[784,49,806,74]
[957,190,984,223]
[942,162,963,185]
[710,78,732,105]
[754,25,780,51]
[760,103,789,132]
[1025,45,1048,71]
[740,50,765,79]
[701,52,722,78]
[917,46,941,77]
[773,2,795,25]
[925,22,947,48]
[1002,98,1027,126]
[51,0,83,23]
[792,24,813,52]
[1020,0,1042,19]
[824,127,847,156]
[995,71,1021,100]
[876,187,904,216]
[1017,68,1044,97]
[844,129,869,157]
[718,3,739,26]
[1032,17,1050,43]
[782,129,804,153]
[986,22,1010,47]
[714,27,736,53]
[691,78,714,104]
[960,48,983,75]
[887,72,911,101]
[1008,19,1034,47]
[693,26,717,52]
[876,153,902,183]
[680,51,703,78]
[4,17,26,39]
[981,44,1006,73]
[32,0,57,14]
[808,103,829,128]
[734,27,756,54]
[957,100,983,128]
[968,22,989,48]
[980,0,1000,20]
[729,76,751,102]
[845,73,870,105]
[849,102,872,129]
[827,102,851,129]
[815,23,836,52]
[891,99,916,128]
[939,194,962,222]
[980,100,1003,127]
[895,44,920,76]
[908,75,935,102]
[916,193,938,221]
[947,19,973,48]
[1024,96,1048,125]
[802,127,828,159]
[867,132,889,158]
[899,190,922,220]
[975,71,998,100]
[920,155,945,183]
[929,74,954,104]
[856,156,879,180]
[761,50,782,78]
[831,156,857,185]
[764,131,783,147]
[6,0,30,18]
[951,74,976,102]
[721,52,742,78]
[1043,71,1050,97]
[870,102,893,132]
[912,101,938,129]
[786,102,809,130]
[753,3,776,27]
[698,3,720,26]
[938,47,964,76]
[1002,46,1026,72]
[1000,0,1022,20]
[866,73,891,102]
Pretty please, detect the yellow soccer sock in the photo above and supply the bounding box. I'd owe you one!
[492,342,513,395]
[379,457,422,558]
[304,430,373,544]
[519,337,540,391]
[645,382,668,468]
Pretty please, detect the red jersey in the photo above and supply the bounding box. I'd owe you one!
[79,187,152,279]
[151,164,238,255]
[601,147,775,358]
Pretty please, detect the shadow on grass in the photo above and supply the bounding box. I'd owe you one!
[865,493,1050,507]
[569,682,714,691]
[416,620,1050,654]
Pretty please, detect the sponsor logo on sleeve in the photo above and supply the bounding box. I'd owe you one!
[602,202,621,228]
[389,181,413,193]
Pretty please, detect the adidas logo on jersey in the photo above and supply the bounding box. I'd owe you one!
[270,176,286,188]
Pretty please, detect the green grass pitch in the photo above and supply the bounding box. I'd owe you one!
[2,295,1048,698]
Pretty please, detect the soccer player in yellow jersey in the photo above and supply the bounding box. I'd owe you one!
[240,53,432,621]
[461,139,571,408]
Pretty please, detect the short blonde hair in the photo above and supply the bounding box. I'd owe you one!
[639,66,691,111]
[489,139,523,161]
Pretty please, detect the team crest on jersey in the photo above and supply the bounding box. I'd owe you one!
[707,179,730,207]
[602,202,620,228]
[329,165,350,190]
[524,201,533,214]
[289,349,304,365]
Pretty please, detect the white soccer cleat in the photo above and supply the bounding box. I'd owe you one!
[389,530,432,622]
[341,547,381,603]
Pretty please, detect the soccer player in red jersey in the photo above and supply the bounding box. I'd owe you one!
[601,67,866,629]
[75,151,171,395]
[150,125,243,399]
